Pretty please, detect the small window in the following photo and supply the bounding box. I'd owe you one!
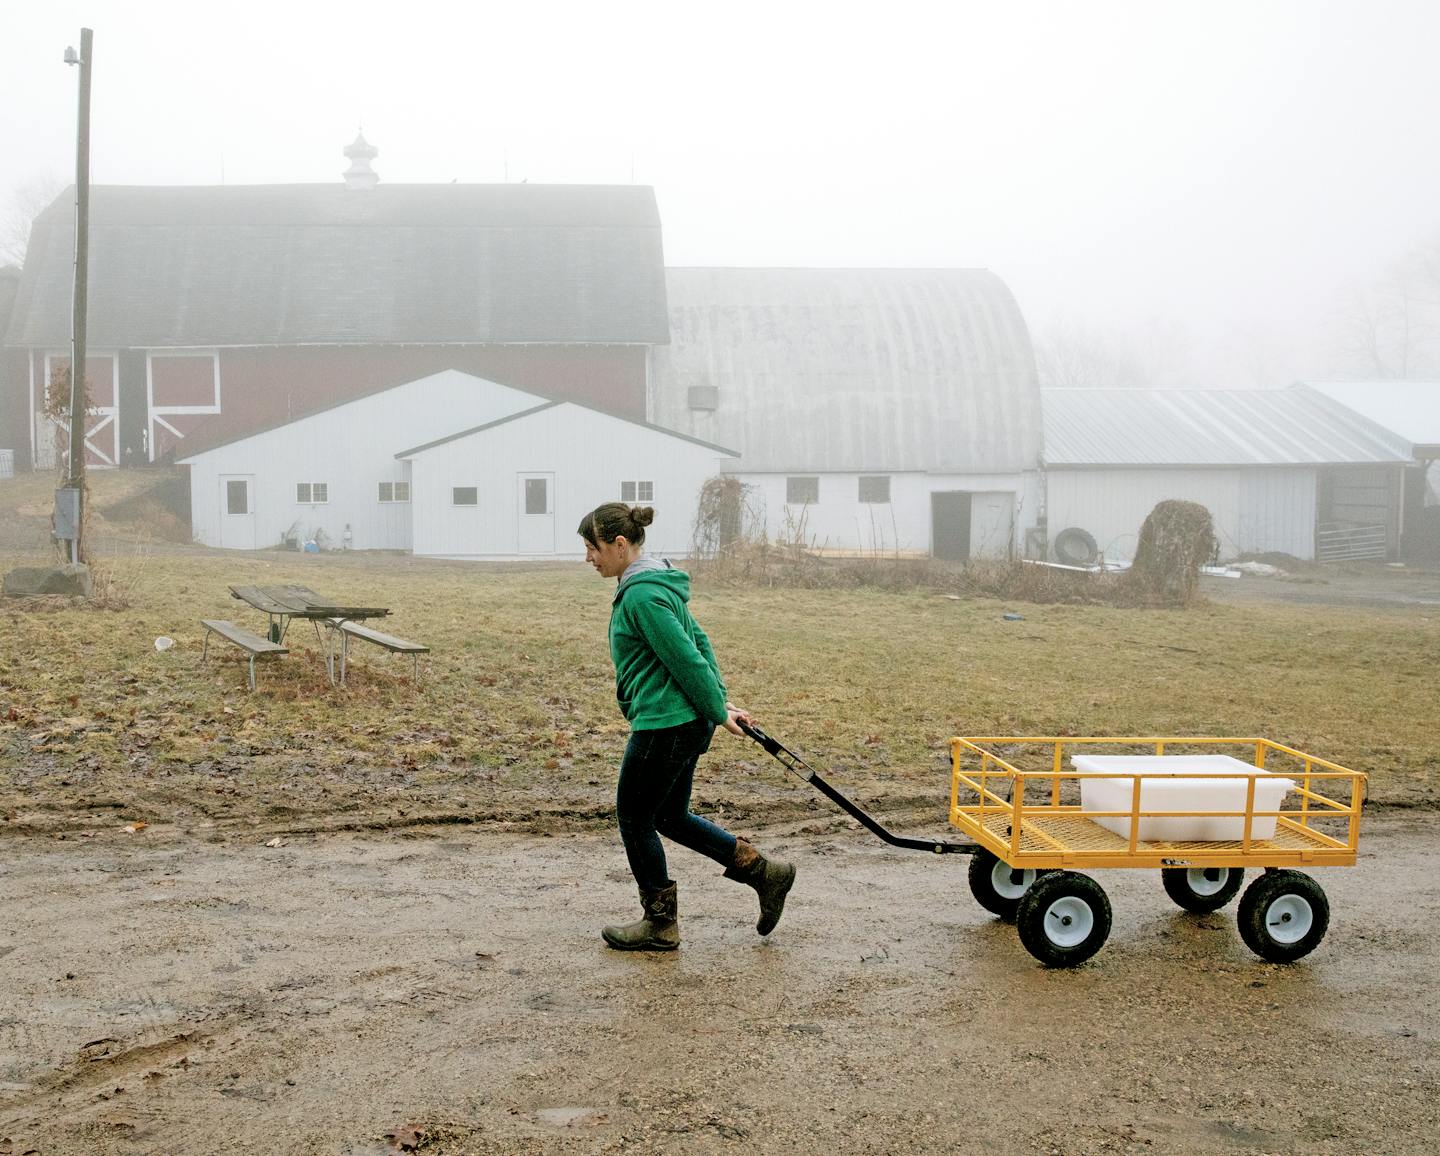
[786,476,819,505]
[378,481,411,504]
[621,480,654,503]
[688,385,719,411]
[858,476,891,504]
[296,482,328,504]
[226,479,249,515]
[524,477,550,515]
[453,486,478,506]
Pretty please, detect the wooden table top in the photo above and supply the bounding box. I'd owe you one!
[229,584,389,619]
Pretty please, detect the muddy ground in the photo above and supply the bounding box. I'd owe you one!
[1204,564,1440,612]
[2,810,1437,1156]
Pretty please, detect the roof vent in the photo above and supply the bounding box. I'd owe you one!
[342,130,379,190]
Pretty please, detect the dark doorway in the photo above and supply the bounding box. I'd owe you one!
[931,492,971,561]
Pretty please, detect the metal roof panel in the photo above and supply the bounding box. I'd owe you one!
[1042,388,1413,466]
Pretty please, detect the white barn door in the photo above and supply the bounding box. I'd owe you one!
[969,492,1015,559]
[219,475,256,550]
[517,473,555,554]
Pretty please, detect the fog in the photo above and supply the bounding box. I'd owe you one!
[3,0,1440,385]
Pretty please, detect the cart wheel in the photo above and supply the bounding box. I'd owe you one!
[968,849,1043,921]
[1016,871,1112,968]
[1161,866,1245,914]
[1237,870,1330,963]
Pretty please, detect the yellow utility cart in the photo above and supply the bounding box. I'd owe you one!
[741,723,1366,968]
[951,737,1366,967]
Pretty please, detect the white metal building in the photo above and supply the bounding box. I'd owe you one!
[1042,388,1414,562]
[177,370,545,551]
[397,401,737,560]
[176,369,737,558]
[648,268,1043,559]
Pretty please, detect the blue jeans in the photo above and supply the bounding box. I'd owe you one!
[616,717,737,890]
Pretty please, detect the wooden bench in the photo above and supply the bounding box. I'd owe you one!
[200,619,288,691]
[330,619,429,683]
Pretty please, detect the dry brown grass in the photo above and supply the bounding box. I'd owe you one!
[2,470,1437,839]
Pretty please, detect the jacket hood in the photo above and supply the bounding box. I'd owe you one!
[613,566,691,605]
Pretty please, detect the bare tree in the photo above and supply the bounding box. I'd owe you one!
[1330,234,1440,379]
[1035,316,1194,389]
[0,176,63,267]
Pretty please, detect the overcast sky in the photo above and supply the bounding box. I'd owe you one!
[4,1,1439,382]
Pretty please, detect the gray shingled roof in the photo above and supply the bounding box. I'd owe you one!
[648,268,1042,473]
[1042,387,1413,467]
[4,184,669,348]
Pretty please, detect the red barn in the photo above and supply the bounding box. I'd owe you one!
[0,152,668,472]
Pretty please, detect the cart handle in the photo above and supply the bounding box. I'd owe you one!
[738,721,977,856]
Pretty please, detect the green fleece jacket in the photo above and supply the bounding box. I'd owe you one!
[609,568,728,730]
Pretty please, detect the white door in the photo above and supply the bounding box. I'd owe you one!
[968,491,1015,559]
[219,475,256,550]
[517,473,555,554]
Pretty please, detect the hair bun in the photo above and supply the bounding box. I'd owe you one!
[631,505,655,528]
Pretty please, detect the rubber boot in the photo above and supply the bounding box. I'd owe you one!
[601,882,680,951]
[724,838,796,935]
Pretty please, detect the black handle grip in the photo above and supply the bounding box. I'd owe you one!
[738,719,783,756]
[736,720,977,856]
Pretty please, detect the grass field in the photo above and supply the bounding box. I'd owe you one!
[2,470,1436,837]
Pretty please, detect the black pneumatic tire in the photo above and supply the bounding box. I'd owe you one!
[1016,871,1113,968]
[1237,870,1330,963]
[967,849,1044,921]
[1161,866,1246,914]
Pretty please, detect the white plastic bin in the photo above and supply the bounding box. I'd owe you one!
[1070,754,1295,842]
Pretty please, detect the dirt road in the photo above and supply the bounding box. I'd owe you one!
[3,812,1437,1155]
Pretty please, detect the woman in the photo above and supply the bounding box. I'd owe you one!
[579,501,795,951]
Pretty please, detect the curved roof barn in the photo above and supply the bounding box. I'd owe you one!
[648,267,1041,474]
[4,184,669,348]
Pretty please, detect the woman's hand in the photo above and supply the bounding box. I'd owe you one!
[723,703,753,737]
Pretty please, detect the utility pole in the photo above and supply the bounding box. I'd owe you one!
[60,27,92,565]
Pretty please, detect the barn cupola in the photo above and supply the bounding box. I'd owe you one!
[342,130,379,189]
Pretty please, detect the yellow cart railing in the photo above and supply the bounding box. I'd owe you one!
[951,737,1366,871]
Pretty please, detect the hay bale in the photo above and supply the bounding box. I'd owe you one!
[1125,500,1218,607]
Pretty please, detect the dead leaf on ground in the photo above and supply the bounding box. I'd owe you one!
[384,1123,425,1151]
[264,837,285,848]
[122,821,147,833]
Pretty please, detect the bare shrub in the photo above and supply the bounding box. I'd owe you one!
[957,559,1124,605]
[692,476,761,558]
[86,561,134,611]
[100,494,191,544]
[691,549,1127,602]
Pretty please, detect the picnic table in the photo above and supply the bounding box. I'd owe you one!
[229,584,390,684]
